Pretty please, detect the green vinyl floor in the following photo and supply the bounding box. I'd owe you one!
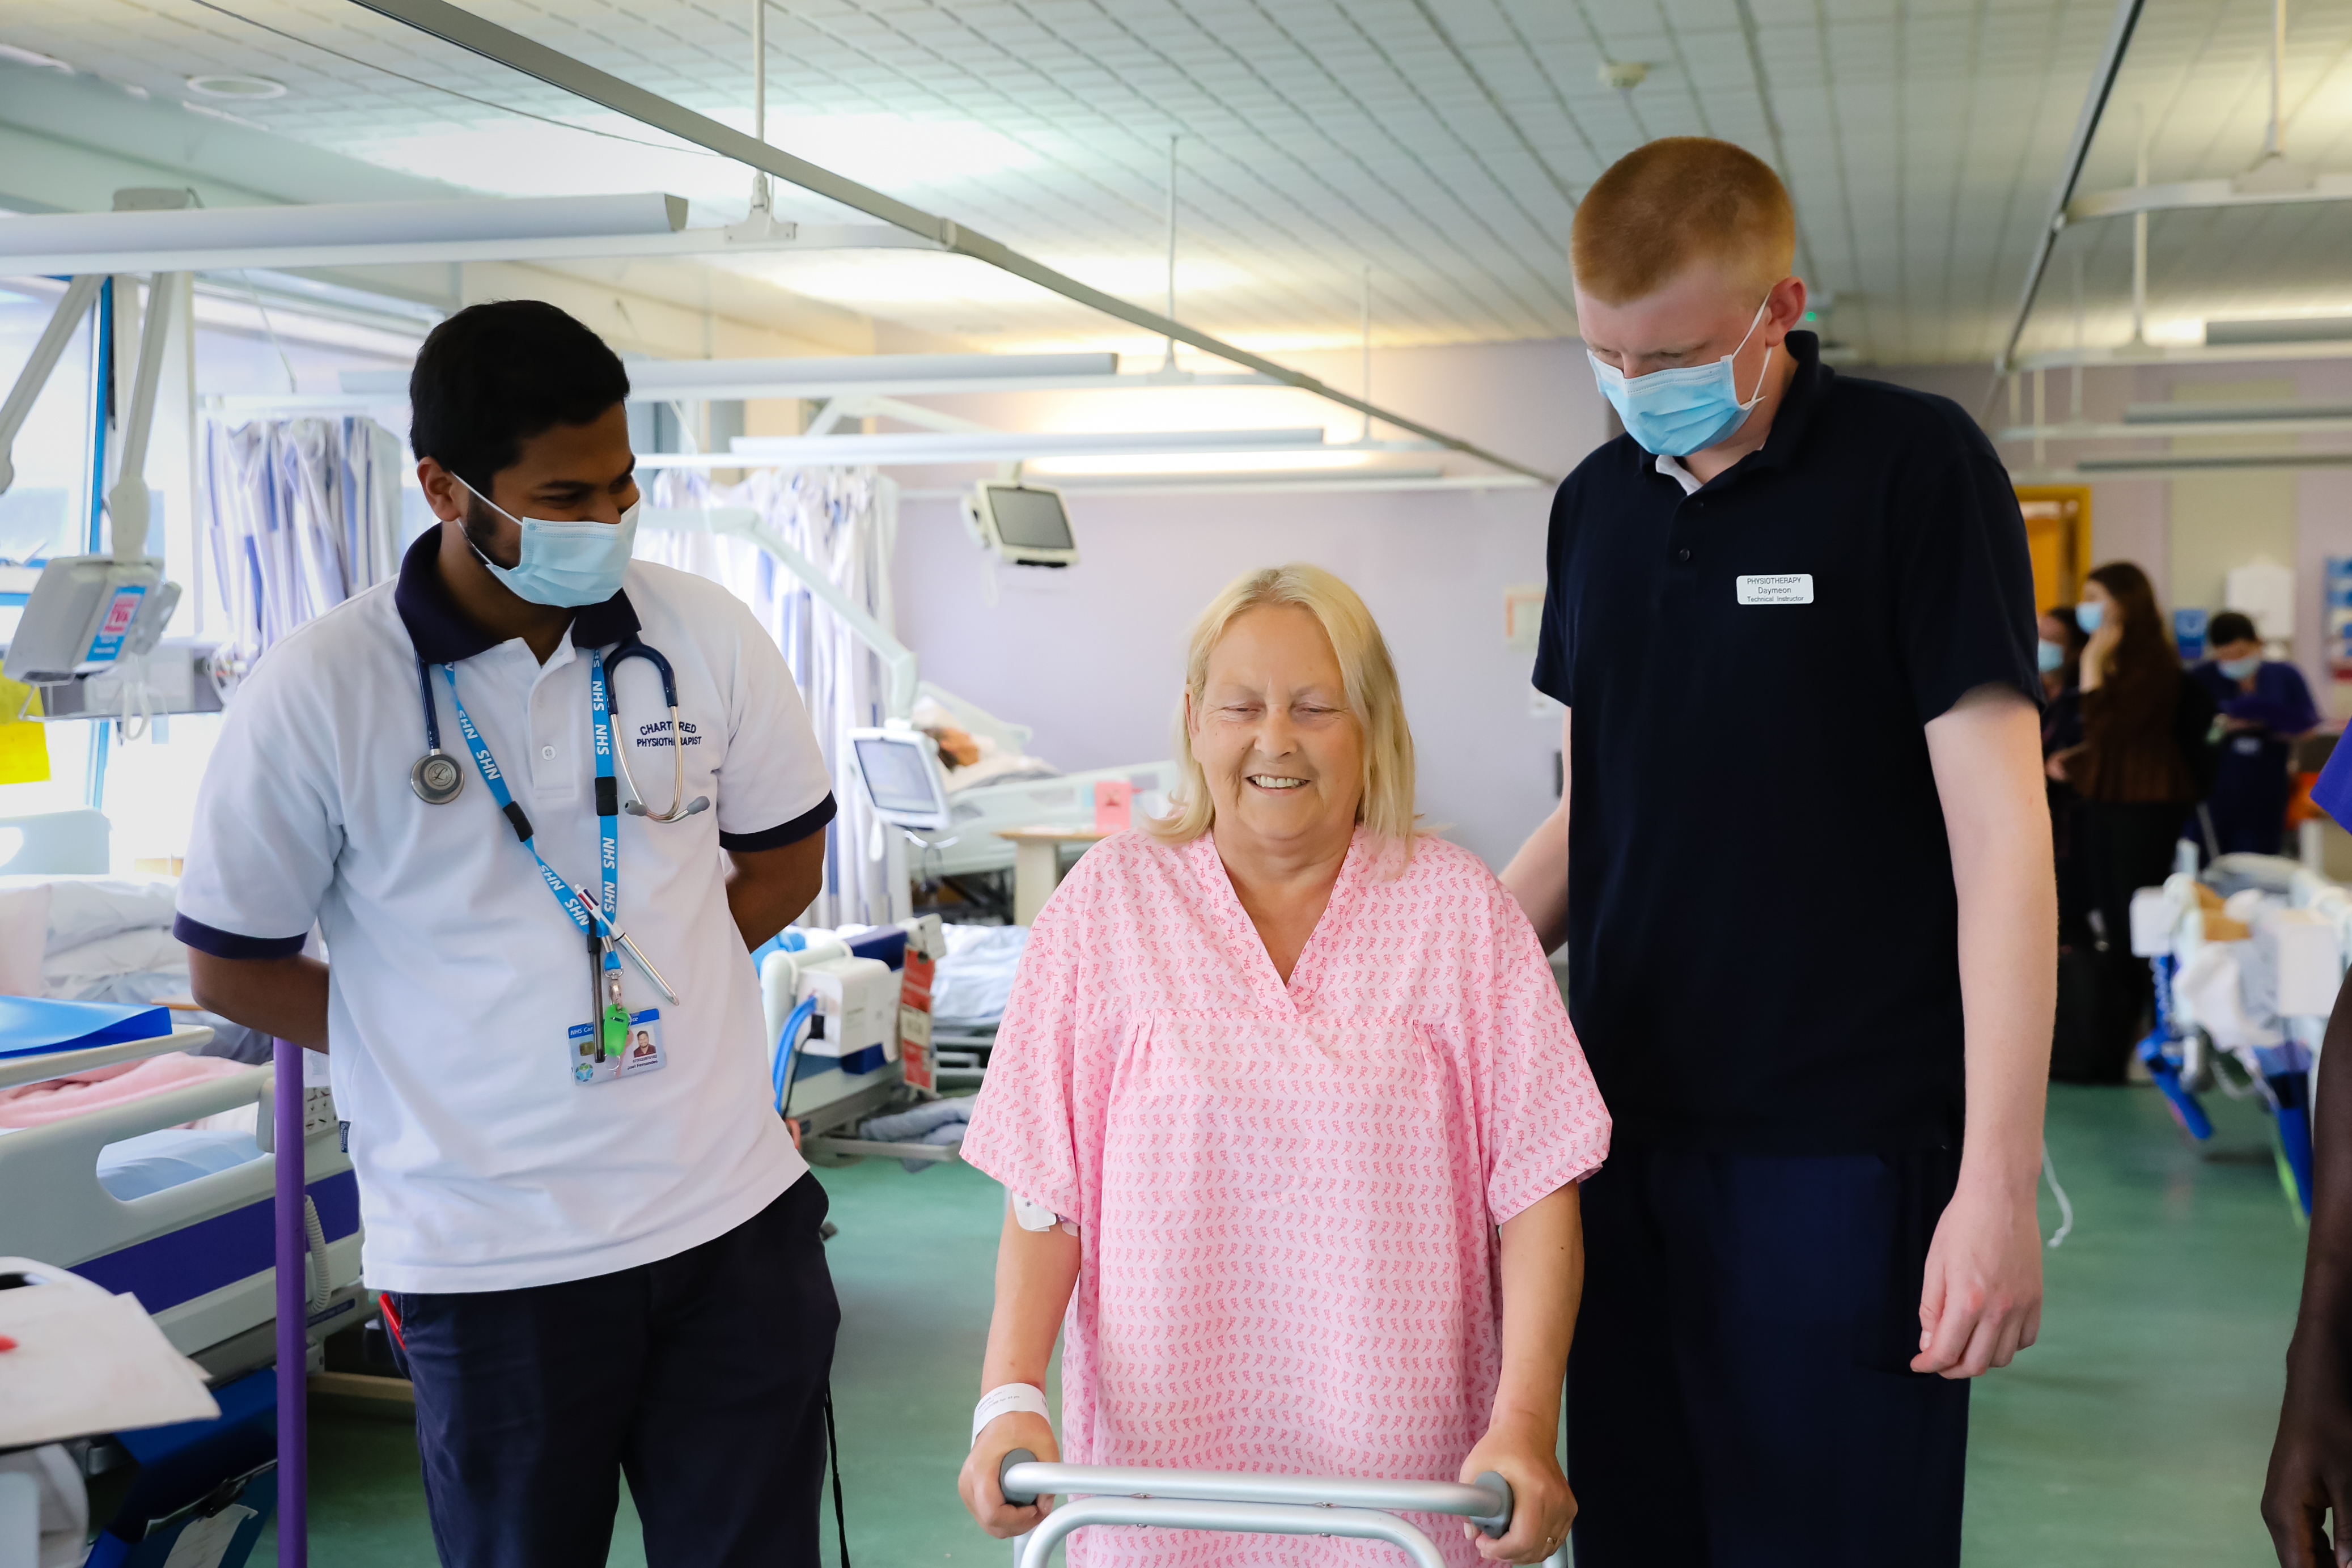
[255,1083,2307,1566]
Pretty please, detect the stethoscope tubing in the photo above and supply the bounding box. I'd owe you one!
[408,638,705,823]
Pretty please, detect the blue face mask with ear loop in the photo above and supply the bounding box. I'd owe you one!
[455,475,641,608]
[1587,296,1777,457]
[2037,639,2067,675]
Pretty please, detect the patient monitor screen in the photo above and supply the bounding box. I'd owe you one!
[985,487,1075,552]
[855,736,943,816]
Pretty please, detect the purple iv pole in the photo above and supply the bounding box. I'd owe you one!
[273,1038,308,1568]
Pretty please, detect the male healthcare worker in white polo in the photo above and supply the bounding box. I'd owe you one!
[176,300,842,1568]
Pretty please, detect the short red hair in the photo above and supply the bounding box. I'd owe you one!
[1571,137,1796,305]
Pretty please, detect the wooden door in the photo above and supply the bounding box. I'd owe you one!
[2016,486,2092,614]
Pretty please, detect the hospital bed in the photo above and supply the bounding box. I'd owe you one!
[893,683,1180,885]
[2130,851,2351,1216]
[0,1029,363,1384]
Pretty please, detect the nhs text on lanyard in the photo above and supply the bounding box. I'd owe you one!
[440,651,677,1086]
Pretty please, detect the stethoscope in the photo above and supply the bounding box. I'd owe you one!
[409,638,711,823]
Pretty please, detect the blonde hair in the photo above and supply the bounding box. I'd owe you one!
[1149,563,1418,858]
[1570,137,1796,304]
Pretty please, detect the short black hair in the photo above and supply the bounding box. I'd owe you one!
[409,300,630,494]
[2208,611,2260,647]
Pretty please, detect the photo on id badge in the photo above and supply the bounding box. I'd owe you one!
[567,1008,666,1084]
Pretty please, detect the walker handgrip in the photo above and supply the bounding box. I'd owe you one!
[1469,1471,1512,1539]
[1001,1449,1041,1507]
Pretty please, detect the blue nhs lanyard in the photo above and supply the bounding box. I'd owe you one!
[439,651,678,1010]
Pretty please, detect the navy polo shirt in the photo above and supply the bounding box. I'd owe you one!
[1532,332,2039,1154]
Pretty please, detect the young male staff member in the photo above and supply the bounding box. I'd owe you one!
[176,300,842,1568]
[1502,138,2055,1566]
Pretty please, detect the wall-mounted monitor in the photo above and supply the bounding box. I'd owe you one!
[966,483,1077,568]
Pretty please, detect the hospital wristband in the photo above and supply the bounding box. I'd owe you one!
[972,1382,1053,1444]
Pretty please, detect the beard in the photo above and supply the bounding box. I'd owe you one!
[459,492,519,571]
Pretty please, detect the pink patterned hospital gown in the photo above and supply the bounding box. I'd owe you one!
[960,827,1611,1568]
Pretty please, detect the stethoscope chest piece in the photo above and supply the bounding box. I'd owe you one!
[411,749,465,805]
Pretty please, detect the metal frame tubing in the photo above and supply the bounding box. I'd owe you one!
[1990,0,2147,379]
[999,1462,1507,1520]
[1016,1498,1447,1568]
[342,0,1554,486]
[273,1038,308,1567]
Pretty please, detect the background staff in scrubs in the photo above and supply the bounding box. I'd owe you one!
[174,301,844,1568]
[1503,137,2053,1566]
[2189,610,2318,858]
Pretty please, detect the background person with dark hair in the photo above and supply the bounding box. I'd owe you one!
[172,299,845,1567]
[2190,609,2319,857]
[2047,562,2217,1083]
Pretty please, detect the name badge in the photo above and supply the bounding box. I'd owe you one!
[567,1007,666,1085]
[1736,574,1813,605]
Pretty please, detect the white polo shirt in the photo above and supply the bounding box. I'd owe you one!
[175,532,836,1294]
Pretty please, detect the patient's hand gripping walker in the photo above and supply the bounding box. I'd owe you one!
[997,1450,1519,1568]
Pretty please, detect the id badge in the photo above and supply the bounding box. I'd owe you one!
[569,1008,666,1084]
[568,1020,619,1085]
[619,1008,666,1078]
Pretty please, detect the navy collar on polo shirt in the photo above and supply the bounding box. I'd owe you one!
[1666,329,1830,491]
[392,524,641,663]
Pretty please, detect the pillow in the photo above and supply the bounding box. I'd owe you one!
[0,883,50,997]
[38,876,179,953]
[45,929,188,998]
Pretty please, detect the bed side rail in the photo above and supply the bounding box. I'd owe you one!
[0,1052,346,1268]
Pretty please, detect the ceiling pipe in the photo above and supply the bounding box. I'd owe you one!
[344,0,1557,486]
[1989,0,2146,385]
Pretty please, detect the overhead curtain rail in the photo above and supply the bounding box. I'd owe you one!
[1990,0,2146,380]
[344,0,1556,487]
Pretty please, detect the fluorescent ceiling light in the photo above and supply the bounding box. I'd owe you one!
[1028,449,1378,477]
[0,44,71,71]
[2205,316,2352,346]
[2124,400,2352,425]
[0,192,686,275]
[341,351,1122,402]
[634,426,1334,469]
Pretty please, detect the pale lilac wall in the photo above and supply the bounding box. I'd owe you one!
[891,339,1608,870]
[892,341,2352,874]
[1868,357,2352,700]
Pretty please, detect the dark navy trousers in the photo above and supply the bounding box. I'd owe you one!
[1566,1143,1969,1568]
[383,1173,840,1568]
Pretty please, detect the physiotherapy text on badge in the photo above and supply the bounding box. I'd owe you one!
[1735,574,1814,605]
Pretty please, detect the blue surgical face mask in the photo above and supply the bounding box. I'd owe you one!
[2074,599,2104,633]
[2037,639,2066,674]
[1588,298,1775,457]
[456,476,639,608]
[2218,654,2262,681]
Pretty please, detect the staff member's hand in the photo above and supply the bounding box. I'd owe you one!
[961,1410,1058,1539]
[1459,1421,1574,1564]
[1912,1177,2042,1378]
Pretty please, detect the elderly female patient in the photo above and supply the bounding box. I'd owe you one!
[956,565,1611,1568]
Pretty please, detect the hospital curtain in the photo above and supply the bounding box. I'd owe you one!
[197,417,405,672]
[639,467,909,931]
